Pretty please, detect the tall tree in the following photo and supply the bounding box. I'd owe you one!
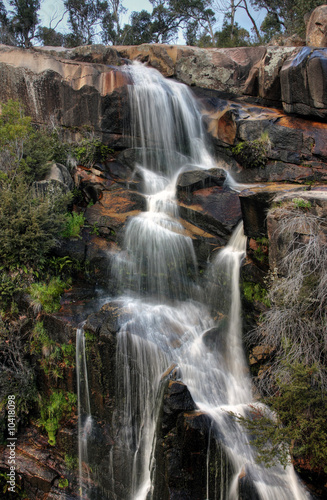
[251,0,325,36]
[64,0,107,45]
[120,10,153,45]
[8,0,40,47]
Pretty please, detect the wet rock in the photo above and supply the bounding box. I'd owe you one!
[84,185,146,237]
[202,321,228,353]
[179,185,242,238]
[306,5,327,48]
[152,397,234,500]
[280,47,327,118]
[239,184,304,238]
[176,167,226,195]
[239,467,261,500]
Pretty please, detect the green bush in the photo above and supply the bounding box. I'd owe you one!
[29,276,71,313]
[0,180,71,268]
[0,318,37,427]
[235,362,327,473]
[62,212,85,239]
[73,137,113,167]
[231,133,271,169]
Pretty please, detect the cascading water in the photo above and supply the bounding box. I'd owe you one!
[76,325,93,499]
[99,61,310,499]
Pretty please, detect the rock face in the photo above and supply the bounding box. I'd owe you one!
[306,5,327,47]
[116,44,267,95]
[0,45,130,146]
[151,378,234,500]
[280,47,327,118]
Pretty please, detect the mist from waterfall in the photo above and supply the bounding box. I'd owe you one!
[80,61,310,500]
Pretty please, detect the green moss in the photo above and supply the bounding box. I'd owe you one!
[231,132,271,169]
[242,281,270,307]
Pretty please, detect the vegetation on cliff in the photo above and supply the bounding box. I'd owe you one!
[241,204,327,479]
[1,0,326,48]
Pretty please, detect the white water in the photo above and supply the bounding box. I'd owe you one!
[107,62,310,499]
[76,326,93,499]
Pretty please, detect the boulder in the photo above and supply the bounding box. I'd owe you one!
[239,184,304,238]
[280,47,327,118]
[267,187,327,269]
[45,162,74,190]
[306,5,327,47]
[244,46,300,103]
[176,167,226,194]
[84,185,146,238]
[115,45,267,95]
[152,377,234,500]
[178,185,242,239]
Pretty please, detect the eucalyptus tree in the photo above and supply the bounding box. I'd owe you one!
[250,0,325,36]
[120,10,153,45]
[64,0,107,45]
[7,0,40,47]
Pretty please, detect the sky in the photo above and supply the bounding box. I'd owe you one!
[4,0,265,43]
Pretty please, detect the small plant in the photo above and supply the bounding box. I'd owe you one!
[90,222,100,236]
[242,281,270,307]
[38,390,77,446]
[64,454,78,471]
[231,131,271,169]
[292,197,312,210]
[58,477,69,489]
[29,277,71,313]
[62,212,85,239]
[73,137,113,168]
[31,321,75,380]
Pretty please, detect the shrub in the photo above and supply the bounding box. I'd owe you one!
[244,208,327,472]
[0,180,71,268]
[235,362,327,473]
[0,318,37,427]
[61,212,85,239]
[292,197,312,210]
[29,276,71,313]
[73,136,113,167]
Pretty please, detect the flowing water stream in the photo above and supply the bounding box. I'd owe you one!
[78,62,310,499]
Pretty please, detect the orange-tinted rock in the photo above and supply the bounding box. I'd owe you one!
[116,44,266,94]
[84,185,146,236]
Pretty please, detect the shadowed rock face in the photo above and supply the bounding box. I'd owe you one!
[280,47,327,118]
[0,45,130,146]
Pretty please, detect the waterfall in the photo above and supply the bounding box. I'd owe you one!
[76,325,93,499]
[102,61,310,499]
